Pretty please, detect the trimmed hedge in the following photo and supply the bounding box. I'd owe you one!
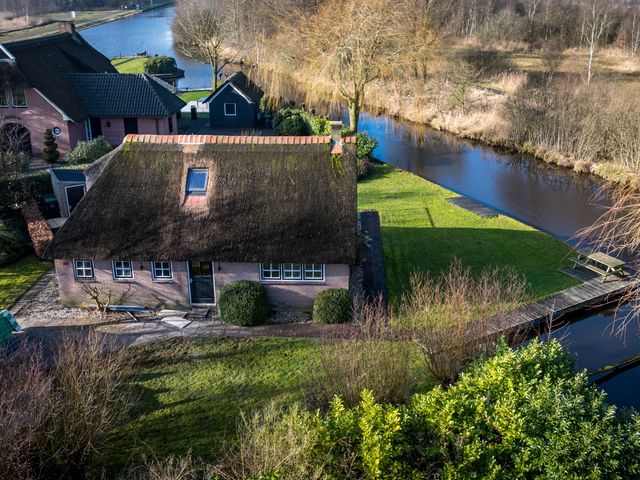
[0,170,51,209]
[0,215,30,266]
[65,136,113,164]
[313,288,352,324]
[218,280,270,326]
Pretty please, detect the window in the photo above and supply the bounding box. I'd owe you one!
[112,260,133,279]
[303,264,324,281]
[74,260,94,279]
[186,168,208,195]
[260,263,325,282]
[152,261,172,280]
[260,263,281,280]
[11,87,26,107]
[282,263,302,280]
[224,103,236,116]
[0,89,7,107]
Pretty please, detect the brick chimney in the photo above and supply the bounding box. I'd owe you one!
[58,21,76,35]
[329,121,343,154]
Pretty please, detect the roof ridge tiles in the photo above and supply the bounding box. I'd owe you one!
[124,134,333,145]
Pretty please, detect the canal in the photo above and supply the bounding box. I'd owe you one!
[81,6,640,407]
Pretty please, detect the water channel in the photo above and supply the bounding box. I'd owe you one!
[81,6,640,408]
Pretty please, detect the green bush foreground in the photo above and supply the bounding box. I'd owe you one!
[313,288,352,324]
[219,339,640,480]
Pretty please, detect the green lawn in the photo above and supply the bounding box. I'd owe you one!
[97,337,317,473]
[111,57,148,74]
[0,255,52,309]
[179,89,212,103]
[357,164,579,303]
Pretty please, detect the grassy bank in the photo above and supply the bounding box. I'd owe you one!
[0,2,173,42]
[0,255,52,309]
[179,89,212,103]
[111,57,148,74]
[357,164,579,302]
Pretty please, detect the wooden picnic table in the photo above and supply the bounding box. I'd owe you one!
[571,249,628,283]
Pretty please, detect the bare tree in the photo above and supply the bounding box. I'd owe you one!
[173,0,242,90]
[265,0,433,131]
[630,13,640,59]
[583,0,612,86]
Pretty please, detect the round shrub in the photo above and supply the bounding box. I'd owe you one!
[218,280,270,326]
[313,289,352,324]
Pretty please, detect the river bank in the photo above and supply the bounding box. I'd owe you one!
[0,1,173,42]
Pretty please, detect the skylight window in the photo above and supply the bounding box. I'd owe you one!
[186,169,208,195]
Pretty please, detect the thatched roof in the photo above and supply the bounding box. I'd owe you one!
[46,135,357,264]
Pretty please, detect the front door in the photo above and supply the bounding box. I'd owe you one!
[188,261,215,304]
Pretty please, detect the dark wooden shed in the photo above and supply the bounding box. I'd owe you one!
[205,71,264,129]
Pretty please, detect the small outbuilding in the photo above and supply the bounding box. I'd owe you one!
[50,168,86,218]
[205,71,264,129]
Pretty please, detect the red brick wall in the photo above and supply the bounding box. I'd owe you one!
[55,260,350,310]
[0,87,82,155]
[99,116,177,148]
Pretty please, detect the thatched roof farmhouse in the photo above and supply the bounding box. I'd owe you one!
[47,128,358,309]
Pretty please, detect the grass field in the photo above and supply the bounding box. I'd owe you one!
[357,164,579,303]
[112,57,148,74]
[97,337,317,473]
[0,255,52,309]
[179,89,212,103]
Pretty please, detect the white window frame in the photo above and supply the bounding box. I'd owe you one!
[152,261,173,281]
[73,259,94,280]
[260,263,281,281]
[186,168,208,195]
[112,260,134,280]
[303,264,325,281]
[282,263,302,280]
[11,87,26,107]
[0,89,7,108]
[223,102,237,116]
[260,263,325,283]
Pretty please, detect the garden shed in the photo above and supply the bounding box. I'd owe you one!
[205,71,264,129]
[50,168,86,218]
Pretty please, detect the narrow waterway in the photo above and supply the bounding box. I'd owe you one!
[81,6,640,408]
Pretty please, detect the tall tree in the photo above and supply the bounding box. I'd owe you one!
[583,0,612,86]
[173,0,241,90]
[266,0,434,132]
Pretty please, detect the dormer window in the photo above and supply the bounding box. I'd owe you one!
[186,168,208,195]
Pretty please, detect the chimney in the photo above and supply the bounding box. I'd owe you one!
[329,121,342,154]
[58,21,76,35]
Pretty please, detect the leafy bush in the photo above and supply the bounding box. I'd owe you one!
[65,136,112,165]
[0,169,52,209]
[214,340,640,479]
[342,128,378,159]
[219,281,270,326]
[313,288,352,324]
[0,151,29,176]
[0,215,30,266]
[273,108,330,136]
[144,55,179,75]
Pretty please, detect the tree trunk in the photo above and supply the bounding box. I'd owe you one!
[348,101,359,133]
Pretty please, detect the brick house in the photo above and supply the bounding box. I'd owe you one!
[0,23,184,156]
[45,125,358,310]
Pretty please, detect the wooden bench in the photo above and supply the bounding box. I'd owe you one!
[571,249,628,283]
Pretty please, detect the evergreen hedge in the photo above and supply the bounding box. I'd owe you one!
[0,170,51,209]
[218,280,270,326]
[313,288,352,324]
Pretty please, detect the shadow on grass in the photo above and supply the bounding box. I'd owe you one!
[380,226,577,303]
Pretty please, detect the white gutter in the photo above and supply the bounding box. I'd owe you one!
[0,44,16,62]
[33,87,74,122]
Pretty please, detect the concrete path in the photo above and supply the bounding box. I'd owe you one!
[360,210,388,303]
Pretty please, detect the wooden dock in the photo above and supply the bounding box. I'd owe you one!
[447,197,498,218]
[486,267,636,337]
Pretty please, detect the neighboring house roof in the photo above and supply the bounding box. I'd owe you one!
[69,73,186,118]
[50,168,86,183]
[46,134,357,264]
[0,32,116,121]
[205,71,264,105]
